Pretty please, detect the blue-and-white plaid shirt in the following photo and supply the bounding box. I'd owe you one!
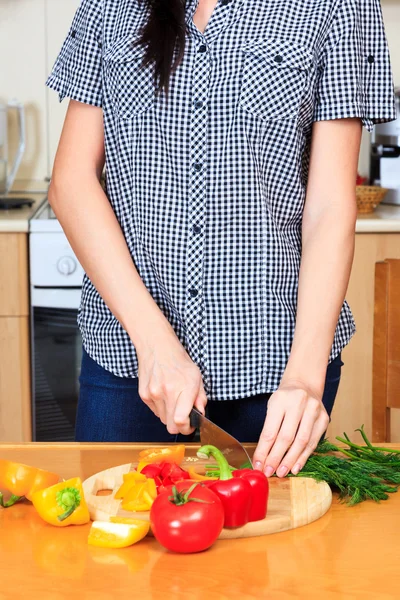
[47,0,397,400]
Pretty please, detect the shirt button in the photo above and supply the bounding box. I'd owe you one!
[192,224,202,233]
[274,54,283,64]
[198,44,207,53]
[71,29,77,38]
[221,0,230,4]
[194,100,204,109]
[193,162,202,172]
[367,54,375,64]
[189,288,198,298]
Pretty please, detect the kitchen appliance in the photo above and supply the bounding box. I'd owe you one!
[370,87,400,205]
[0,99,31,208]
[190,407,252,469]
[29,200,84,441]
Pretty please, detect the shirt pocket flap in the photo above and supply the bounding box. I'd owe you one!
[104,36,155,119]
[104,36,148,64]
[241,37,315,72]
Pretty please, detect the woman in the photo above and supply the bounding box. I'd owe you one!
[46,0,396,478]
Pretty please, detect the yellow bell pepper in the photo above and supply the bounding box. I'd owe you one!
[114,470,147,499]
[119,479,156,512]
[31,477,90,527]
[88,520,149,548]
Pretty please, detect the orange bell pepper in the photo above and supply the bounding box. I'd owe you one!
[138,444,185,466]
[0,459,59,507]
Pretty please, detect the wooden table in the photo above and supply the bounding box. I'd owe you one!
[1,443,399,600]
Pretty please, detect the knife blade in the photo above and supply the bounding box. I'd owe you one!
[189,407,253,470]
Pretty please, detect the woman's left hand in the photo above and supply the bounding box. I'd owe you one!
[252,380,330,477]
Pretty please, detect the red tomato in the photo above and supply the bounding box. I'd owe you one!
[150,480,224,553]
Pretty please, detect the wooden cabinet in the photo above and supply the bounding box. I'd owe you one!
[0,233,31,441]
[327,233,400,443]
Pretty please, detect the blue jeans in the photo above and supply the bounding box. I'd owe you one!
[75,348,343,443]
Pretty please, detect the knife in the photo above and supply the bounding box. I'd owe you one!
[189,407,253,470]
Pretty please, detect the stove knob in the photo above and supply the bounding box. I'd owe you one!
[57,256,77,276]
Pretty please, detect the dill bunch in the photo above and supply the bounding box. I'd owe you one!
[292,425,400,505]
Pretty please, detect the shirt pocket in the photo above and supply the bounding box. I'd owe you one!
[103,36,156,119]
[239,38,315,122]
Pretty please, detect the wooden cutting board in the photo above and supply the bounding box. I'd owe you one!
[82,456,332,539]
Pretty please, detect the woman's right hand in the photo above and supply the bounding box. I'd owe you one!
[135,328,208,436]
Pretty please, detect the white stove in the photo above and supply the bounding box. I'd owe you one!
[29,199,84,441]
[30,199,84,307]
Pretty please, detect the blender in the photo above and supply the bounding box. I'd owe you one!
[0,99,33,209]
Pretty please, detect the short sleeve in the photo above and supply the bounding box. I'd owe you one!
[46,0,103,107]
[313,0,397,132]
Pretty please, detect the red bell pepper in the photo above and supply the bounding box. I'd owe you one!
[140,461,189,494]
[140,464,163,479]
[197,445,252,527]
[232,468,269,522]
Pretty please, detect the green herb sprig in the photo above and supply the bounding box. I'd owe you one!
[291,425,400,505]
[203,426,400,506]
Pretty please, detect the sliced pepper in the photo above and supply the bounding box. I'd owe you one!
[0,459,59,507]
[139,463,163,478]
[187,467,218,481]
[88,521,149,548]
[114,471,147,499]
[121,499,151,512]
[138,445,185,465]
[31,477,90,527]
[145,478,157,500]
[120,479,157,511]
[122,482,147,504]
[123,471,147,482]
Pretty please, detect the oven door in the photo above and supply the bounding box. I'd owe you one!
[31,289,82,441]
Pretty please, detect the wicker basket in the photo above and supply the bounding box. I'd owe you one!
[356,185,388,214]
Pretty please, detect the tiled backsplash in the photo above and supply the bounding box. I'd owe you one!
[0,0,399,186]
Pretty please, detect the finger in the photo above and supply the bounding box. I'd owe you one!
[152,396,167,426]
[194,384,208,415]
[273,402,321,476]
[165,391,179,435]
[252,402,285,473]
[174,388,198,435]
[290,411,330,475]
[138,384,162,421]
[262,409,303,477]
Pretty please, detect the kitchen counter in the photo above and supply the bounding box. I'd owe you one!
[356,203,400,233]
[0,443,399,599]
[0,190,46,232]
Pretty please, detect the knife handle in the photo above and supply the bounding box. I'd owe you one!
[189,407,201,429]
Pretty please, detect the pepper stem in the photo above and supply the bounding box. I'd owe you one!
[0,493,24,508]
[56,487,81,522]
[197,445,233,480]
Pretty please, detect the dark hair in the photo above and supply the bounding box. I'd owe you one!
[135,0,187,99]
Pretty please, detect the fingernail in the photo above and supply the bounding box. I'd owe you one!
[264,466,274,477]
[277,465,288,478]
[253,461,263,471]
[292,463,301,475]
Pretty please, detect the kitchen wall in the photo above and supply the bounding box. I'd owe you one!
[0,0,399,186]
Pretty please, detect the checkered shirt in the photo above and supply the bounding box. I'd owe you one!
[46,0,397,400]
